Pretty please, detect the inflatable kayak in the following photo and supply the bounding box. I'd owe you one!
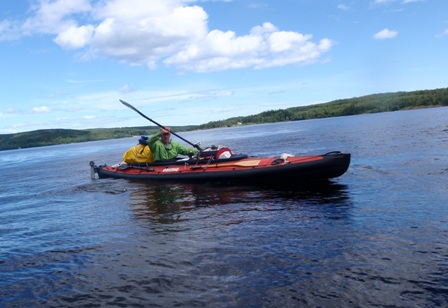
[90,151,350,184]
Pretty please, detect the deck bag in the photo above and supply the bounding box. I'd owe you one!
[123,143,154,164]
[200,145,233,160]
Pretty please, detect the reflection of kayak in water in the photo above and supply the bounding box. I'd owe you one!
[90,151,350,184]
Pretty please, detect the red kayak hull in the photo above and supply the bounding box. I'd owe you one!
[90,152,350,184]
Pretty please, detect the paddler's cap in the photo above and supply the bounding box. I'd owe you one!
[138,136,149,144]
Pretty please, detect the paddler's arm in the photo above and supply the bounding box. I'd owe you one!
[148,131,162,148]
[148,131,168,161]
[174,142,199,157]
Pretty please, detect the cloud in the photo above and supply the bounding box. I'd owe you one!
[119,85,136,94]
[88,0,209,68]
[3,107,19,114]
[402,0,422,3]
[436,28,448,38]
[165,22,333,72]
[54,24,94,49]
[337,4,351,11]
[372,0,422,5]
[373,28,398,39]
[21,0,92,35]
[1,0,333,73]
[0,20,22,40]
[32,106,52,113]
[371,0,395,4]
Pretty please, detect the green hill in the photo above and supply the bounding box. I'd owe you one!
[1,87,447,151]
[198,87,448,129]
[0,126,197,151]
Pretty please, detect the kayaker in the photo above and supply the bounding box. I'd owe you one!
[148,127,198,161]
[122,136,154,164]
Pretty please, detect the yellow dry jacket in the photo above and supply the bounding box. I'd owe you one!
[122,144,154,164]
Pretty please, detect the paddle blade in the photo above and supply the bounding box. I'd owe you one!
[120,99,138,113]
[210,160,261,168]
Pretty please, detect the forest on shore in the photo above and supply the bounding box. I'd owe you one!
[197,87,448,129]
[1,87,447,151]
[0,125,196,151]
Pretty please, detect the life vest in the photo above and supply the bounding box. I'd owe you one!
[122,144,154,164]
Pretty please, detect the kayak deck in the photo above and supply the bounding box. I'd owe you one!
[90,151,351,184]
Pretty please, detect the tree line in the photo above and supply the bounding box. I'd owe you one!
[197,87,448,129]
[1,87,447,151]
[0,126,196,151]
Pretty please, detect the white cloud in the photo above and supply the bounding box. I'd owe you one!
[3,107,19,114]
[337,4,351,11]
[119,85,136,94]
[22,0,92,35]
[402,0,422,3]
[54,24,94,49]
[373,28,398,39]
[2,0,333,73]
[372,0,395,4]
[372,0,422,5]
[90,1,208,68]
[436,29,448,38]
[0,20,22,41]
[32,106,52,113]
[165,22,333,72]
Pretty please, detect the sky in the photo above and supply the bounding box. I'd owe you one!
[1,0,447,134]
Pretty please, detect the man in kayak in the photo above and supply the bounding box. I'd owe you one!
[117,136,154,166]
[148,127,198,161]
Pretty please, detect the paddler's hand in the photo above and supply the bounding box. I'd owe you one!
[161,126,171,134]
[193,141,201,151]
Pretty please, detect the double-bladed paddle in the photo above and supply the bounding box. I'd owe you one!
[119,99,202,150]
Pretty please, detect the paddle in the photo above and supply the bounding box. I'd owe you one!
[190,160,261,170]
[209,160,261,168]
[119,99,202,150]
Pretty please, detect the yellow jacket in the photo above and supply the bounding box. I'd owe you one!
[122,144,154,164]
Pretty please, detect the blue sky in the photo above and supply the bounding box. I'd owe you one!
[1,0,447,134]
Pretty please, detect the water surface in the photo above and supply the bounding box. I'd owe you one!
[1,107,447,307]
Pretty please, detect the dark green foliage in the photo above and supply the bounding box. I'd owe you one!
[1,87,447,151]
[0,126,197,151]
[198,87,448,129]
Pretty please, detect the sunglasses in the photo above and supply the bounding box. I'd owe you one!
[162,132,171,136]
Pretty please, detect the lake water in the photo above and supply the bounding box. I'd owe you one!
[1,107,447,307]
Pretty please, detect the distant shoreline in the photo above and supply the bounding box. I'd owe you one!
[1,87,447,151]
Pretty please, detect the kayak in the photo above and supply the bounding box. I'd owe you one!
[90,151,350,184]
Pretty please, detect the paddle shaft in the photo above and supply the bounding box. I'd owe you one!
[119,99,201,150]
